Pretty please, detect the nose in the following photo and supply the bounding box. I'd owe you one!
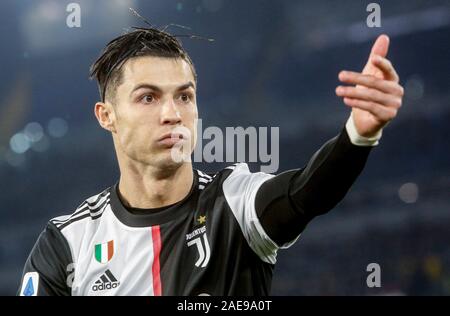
[160,99,182,125]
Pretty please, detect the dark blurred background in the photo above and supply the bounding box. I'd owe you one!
[1,0,449,295]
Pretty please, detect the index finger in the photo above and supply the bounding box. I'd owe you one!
[372,55,400,83]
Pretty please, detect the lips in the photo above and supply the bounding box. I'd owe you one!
[157,131,187,147]
[158,131,185,141]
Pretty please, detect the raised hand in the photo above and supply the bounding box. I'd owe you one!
[336,34,404,137]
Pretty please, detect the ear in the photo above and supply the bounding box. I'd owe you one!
[94,102,117,133]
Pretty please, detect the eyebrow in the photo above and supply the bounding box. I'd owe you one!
[130,81,196,96]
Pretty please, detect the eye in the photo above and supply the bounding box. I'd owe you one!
[179,93,191,103]
[141,94,155,104]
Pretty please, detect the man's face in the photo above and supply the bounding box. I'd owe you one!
[110,56,198,169]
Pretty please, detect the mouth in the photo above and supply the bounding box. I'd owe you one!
[157,131,187,147]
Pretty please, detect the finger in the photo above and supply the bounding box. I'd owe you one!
[336,86,402,109]
[343,98,397,122]
[369,34,390,59]
[339,71,404,96]
[372,55,400,83]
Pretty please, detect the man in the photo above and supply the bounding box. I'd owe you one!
[18,27,403,295]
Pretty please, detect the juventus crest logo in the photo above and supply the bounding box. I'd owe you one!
[187,234,211,268]
[186,225,210,268]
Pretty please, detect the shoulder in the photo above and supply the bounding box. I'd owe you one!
[194,163,248,191]
[196,163,272,185]
[220,163,274,193]
[196,162,274,204]
[49,187,111,232]
[210,163,279,264]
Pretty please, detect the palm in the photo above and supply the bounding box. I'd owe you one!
[353,35,390,137]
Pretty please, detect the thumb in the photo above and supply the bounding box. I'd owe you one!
[363,34,390,76]
[369,34,390,59]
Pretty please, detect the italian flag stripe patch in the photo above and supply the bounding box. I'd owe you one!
[95,240,114,263]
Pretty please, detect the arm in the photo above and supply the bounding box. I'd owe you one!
[255,116,378,246]
[223,35,403,264]
[256,35,404,247]
[18,222,73,296]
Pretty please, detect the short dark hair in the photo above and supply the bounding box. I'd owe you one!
[90,28,197,103]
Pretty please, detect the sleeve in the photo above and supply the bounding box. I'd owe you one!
[223,163,278,264]
[345,111,383,146]
[255,121,377,248]
[17,222,73,296]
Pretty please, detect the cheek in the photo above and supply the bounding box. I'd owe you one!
[183,106,198,146]
[184,104,198,122]
[116,113,156,151]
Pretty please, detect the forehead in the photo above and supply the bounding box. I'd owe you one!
[120,56,195,90]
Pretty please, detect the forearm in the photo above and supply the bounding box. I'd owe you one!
[255,118,379,246]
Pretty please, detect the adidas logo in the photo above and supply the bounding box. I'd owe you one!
[92,269,120,292]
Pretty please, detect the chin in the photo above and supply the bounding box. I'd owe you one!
[155,152,186,170]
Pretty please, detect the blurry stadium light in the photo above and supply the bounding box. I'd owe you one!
[24,122,44,143]
[0,74,32,151]
[398,182,419,204]
[9,133,30,154]
[301,6,450,51]
[404,75,425,101]
[346,6,450,43]
[20,0,138,57]
[47,118,68,138]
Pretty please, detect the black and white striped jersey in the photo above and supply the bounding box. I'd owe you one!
[18,120,379,296]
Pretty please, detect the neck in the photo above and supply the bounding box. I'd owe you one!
[118,161,193,209]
